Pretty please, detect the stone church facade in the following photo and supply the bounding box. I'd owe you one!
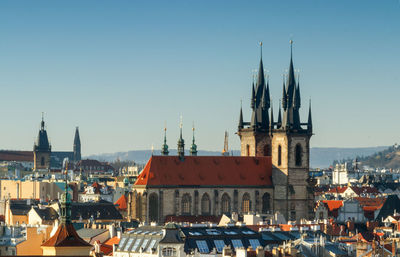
[129,42,314,224]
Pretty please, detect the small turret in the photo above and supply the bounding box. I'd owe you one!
[177,118,185,160]
[189,125,197,156]
[238,105,244,130]
[161,126,169,156]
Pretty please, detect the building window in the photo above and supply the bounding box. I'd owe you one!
[278,145,282,166]
[148,193,158,222]
[181,193,191,215]
[201,193,211,215]
[162,247,176,256]
[246,144,250,156]
[196,240,209,253]
[241,193,251,213]
[221,193,231,214]
[262,193,270,213]
[319,212,324,219]
[295,144,302,166]
[41,157,45,166]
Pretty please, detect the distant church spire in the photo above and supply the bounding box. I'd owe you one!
[161,124,169,156]
[177,116,185,159]
[189,123,197,156]
[73,127,81,162]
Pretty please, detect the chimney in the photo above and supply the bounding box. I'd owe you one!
[109,224,116,238]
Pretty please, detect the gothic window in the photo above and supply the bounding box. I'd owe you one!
[246,145,250,156]
[264,144,271,156]
[181,193,191,215]
[262,193,271,213]
[295,144,302,166]
[148,193,158,222]
[201,193,211,215]
[278,145,282,166]
[290,203,296,221]
[221,193,231,214]
[241,193,251,213]
[41,157,45,166]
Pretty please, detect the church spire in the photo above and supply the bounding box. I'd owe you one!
[189,123,198,156]
[269,101,274,133]
[282,75,287,110]
[161,125,169,156]
[238,102,244,130]
[177,117,185,159]
[277,101,282,128]
[73,127,81,162]
[251,82,255,109]
[308,99,313,134]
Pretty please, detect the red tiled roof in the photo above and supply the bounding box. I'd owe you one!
[41,223,92,247]
[114,195,127,211]
[104,236,120,246]
[327,187,347,194]
[135,156,272,186]
[322,200,343,211]
[0,151,33,162]
[351,186,380,195]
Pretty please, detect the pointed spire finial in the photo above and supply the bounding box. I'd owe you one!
[41,112,45,130]
[308,98,313,134]
[259,41,263,60]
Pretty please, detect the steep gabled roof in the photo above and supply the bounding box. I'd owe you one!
[114,194,127,211]
[134,156,272,187]
[41,223,92,247]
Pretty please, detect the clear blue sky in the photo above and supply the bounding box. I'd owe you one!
[0,0,399,155]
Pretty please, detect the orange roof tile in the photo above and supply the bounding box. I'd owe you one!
[135,156,272,186]
[114,195,127,211]
[103,236,120,246]
[322,200,343,211]
[41,223,92,247]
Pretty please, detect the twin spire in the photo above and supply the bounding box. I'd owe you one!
[239,40,312,134]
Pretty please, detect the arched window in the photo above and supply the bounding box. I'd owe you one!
[201,193,211,215]
[162,247,177,257]
[246,145,250,156]
[295,144,302,166]
[221,193,231,214]
[41,157,45,166]
[264,144,271,156]
[278,145,282,166]
[241,193,251,213]
[181,193,191,215]
[262,193,271,213]
[148,193,158,222]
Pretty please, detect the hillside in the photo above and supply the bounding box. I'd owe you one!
[338,145,400,169]
[85,146,389,169]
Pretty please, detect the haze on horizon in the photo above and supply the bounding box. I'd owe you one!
[0,0,399,156]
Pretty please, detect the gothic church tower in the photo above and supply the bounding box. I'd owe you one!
[33,115,51,171]
[237,44,272,157]
[238,42,313,221]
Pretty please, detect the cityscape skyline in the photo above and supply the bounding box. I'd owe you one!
[0,1,399,155]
